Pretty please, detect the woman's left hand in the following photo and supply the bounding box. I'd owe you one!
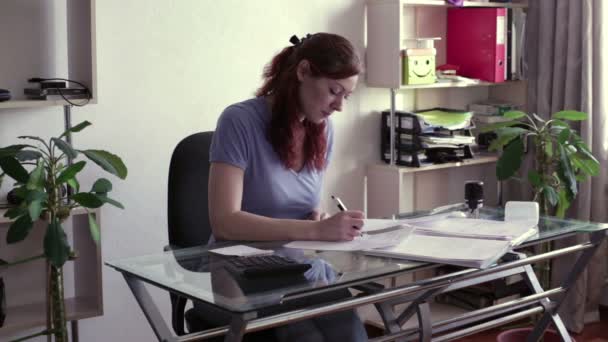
[308,210,329,221]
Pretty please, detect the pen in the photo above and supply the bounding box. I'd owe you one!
[331,195,364,236]
[331,195,348,211]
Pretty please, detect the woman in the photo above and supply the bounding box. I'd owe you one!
[206,33,367,341]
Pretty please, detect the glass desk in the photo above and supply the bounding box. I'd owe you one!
[106,205,608,342]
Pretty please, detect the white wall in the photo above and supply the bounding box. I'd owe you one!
[1,1,385,340]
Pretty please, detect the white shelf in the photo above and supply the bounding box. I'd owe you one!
[366,80,525,90]
[0,206,89,224]
[369,153,499,174]
[0,99,97,110]
[0,207,102,338]
[0,296,101,335]
[370,0,528,8]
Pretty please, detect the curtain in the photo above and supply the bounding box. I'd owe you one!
[525,0,608,333]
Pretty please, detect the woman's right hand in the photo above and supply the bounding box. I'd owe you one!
[316,210,365,241]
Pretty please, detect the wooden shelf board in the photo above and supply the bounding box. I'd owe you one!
[370,153,499,174]
[0,296,101,335]
[399,80,523,90]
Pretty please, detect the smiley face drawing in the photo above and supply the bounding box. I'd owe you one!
[403,55,436,85]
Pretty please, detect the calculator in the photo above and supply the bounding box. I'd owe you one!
[225,255,312,278]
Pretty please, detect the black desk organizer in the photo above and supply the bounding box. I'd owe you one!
[381,109,474,167]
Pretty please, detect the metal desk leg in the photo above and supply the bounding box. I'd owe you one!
[416,302,432,342]
[71,320,79,342]
[224,312,256,342]
[375,302,407,342]
[123,273,177,342]
[524,230,605,342]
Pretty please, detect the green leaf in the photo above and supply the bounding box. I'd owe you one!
[44,219,71,268]
[0,144,30,158]
[557,128,571,144]
[496,137,524,181]
[26,161,45,190]
[56,161,86,184]
[7,215,34,244]
[0,156,29,183]
[81,150,128,179]
[91,178,112,194]
[28,200,43,221]
[544,140,553,158]
[67,178,80,193]
[555,188,571,219]
[503,110,527,120]
[574,154,600,176]
[4,207,27,219]
[528,170,542,188]
[18,136,49,147]
[97,195,124,209]
[59,120,92,139]
[551,119,570,127]
[557,145,577,197]
[51,138,78,159]
[71,192,104,208]
[542,186,559,207]
[488,127,527,152]
[88,212,100,244]
[16,150,43,161]
[552,110,588,121]
[478,120,521,133]
[24,189,48,202]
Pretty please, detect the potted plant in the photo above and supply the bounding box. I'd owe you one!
[480,109,599,341]
[0,120,127,342]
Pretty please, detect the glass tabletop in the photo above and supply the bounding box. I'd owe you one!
[395,203,608,243]
[106,205,607,313]
[106,242,428,313]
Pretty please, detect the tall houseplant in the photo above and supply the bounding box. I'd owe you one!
[480,110,599,288]
[0,121,127,342]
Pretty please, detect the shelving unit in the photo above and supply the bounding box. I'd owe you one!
[365,0,528,214]
[0,208,102,337]
[0,0,100,339]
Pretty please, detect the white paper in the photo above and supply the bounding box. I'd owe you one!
[285,227,413,251]
[409,217,537,241]
[209,245,274,257]
[365,233,511,269]
[362,219,405,232]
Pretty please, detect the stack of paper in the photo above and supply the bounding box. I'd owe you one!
[407,217,538,245]
[285,204,539,269]
[364,233,511,269]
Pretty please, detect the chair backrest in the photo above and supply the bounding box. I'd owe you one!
[167,131,214,249]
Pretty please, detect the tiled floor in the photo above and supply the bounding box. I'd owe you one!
[461,306,608,341]
[365,306,608,341]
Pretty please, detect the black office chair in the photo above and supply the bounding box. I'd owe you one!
[166,132,277,341]
[167,131,216,336]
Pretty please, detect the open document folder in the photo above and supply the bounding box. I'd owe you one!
[285,212,538,269]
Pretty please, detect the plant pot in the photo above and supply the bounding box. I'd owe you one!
[496,328,576,342]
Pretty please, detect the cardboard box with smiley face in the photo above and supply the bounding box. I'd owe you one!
[402,48,436,85]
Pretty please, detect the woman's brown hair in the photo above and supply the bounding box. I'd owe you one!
[256,33,362,171]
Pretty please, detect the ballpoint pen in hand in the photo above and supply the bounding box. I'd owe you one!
[331,195,364,236]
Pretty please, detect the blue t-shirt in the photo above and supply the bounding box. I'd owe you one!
[210,97,333,221]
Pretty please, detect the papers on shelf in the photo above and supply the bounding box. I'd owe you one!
[415,109,473,130]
